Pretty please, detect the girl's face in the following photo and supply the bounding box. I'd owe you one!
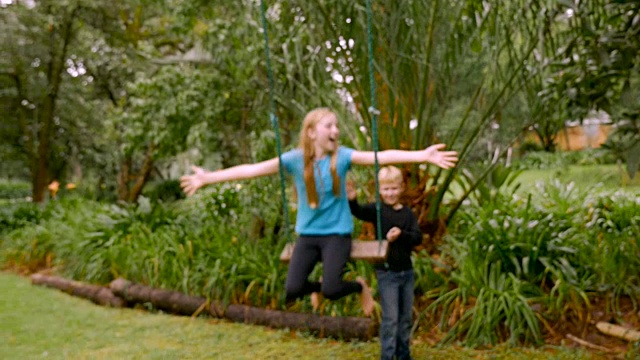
[309,113,340,155]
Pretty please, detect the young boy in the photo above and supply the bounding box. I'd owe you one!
[347,166,422,360]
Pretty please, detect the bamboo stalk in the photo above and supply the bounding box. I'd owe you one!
[596,322,640,342]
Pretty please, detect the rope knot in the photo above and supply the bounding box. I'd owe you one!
[368,107,381,116]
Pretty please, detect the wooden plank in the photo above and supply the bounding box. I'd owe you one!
[280,240,389,263]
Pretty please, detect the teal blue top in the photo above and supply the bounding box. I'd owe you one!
[281,146,355,235]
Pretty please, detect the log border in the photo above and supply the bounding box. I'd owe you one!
[30,274,376,341]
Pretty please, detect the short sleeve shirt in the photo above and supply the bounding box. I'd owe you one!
[280,146,354,235]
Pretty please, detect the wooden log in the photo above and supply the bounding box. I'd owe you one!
[225,304,376,341]
[30,273,125,307]
[110,278,375,340]
[596,322,640,342]
[109,278,223,317]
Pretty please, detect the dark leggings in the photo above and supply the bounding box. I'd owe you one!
[285,234,363,301]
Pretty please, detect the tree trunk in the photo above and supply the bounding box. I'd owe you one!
[32,7,78,203]
[128,144,155,202]
[117,155,132,201]
[117,144,155,203]
[31,273,125,307]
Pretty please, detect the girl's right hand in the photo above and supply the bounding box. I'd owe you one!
[180,166,206,196]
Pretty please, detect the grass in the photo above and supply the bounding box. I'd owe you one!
[0,272,594,359]
[515,164,640,195]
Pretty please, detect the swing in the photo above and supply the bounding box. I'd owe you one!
[279,240,389,264]
[259,0,389,263]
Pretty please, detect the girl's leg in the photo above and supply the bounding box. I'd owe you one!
[311,277,323,311]
[356,277,375,317]
[319,235,361,300]
[285,236,322,300]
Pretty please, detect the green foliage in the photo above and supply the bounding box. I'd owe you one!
[142,179,185,202]
[412,250,447,294]
[0,180,31,199]
[432,180,640,346]
[519,141,544,155]
[116,65,225,158]
[0,201,45,235]
[603,121,640,178]
[544,0,640,121]
[457,162,524,205]
[517,149,616,170]
[0,181,367,314]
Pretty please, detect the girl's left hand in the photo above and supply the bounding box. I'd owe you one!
[424,144,458,169]
[180,166,206,196]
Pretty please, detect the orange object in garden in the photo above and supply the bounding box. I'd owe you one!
[48,180,60,198]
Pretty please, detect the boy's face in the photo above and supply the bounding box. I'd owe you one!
[379,180,403,207]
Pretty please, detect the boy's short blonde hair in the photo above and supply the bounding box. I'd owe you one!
[378,166,403,185]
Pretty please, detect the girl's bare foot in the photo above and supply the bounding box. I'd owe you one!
[356,277,374,316]
[311,276,323,312]
[311,291,323,311]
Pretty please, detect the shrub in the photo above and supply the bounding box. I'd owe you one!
[0,180,31,199]
[142,179,186,202]
[0,201,45,234]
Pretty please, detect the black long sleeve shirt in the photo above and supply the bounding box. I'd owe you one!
[348,200,422,271]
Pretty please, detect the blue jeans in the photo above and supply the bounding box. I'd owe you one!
[376,269,414,360]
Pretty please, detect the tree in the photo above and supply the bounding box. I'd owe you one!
[1,0,86,201]
[542,0,640,174]
[0,0,143,201]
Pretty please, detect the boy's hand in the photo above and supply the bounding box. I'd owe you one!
[180,166,206,196]
[386,227,401,242]
[346,180,357,200]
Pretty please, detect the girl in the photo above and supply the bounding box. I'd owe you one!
[180,108,457,315]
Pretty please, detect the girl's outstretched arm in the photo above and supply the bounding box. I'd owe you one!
[351,144,458,169]
[180,157,280,196]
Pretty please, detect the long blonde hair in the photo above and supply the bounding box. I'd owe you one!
[299,108,340,209]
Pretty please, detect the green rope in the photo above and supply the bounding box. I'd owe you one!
[260,0,291,243]
[260,0,383,251]
[365,0,383,243]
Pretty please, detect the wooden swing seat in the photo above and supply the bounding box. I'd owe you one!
[280,239,389,264]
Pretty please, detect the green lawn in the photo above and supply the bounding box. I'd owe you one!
[0,272,595,360]
[515,164,640,195]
